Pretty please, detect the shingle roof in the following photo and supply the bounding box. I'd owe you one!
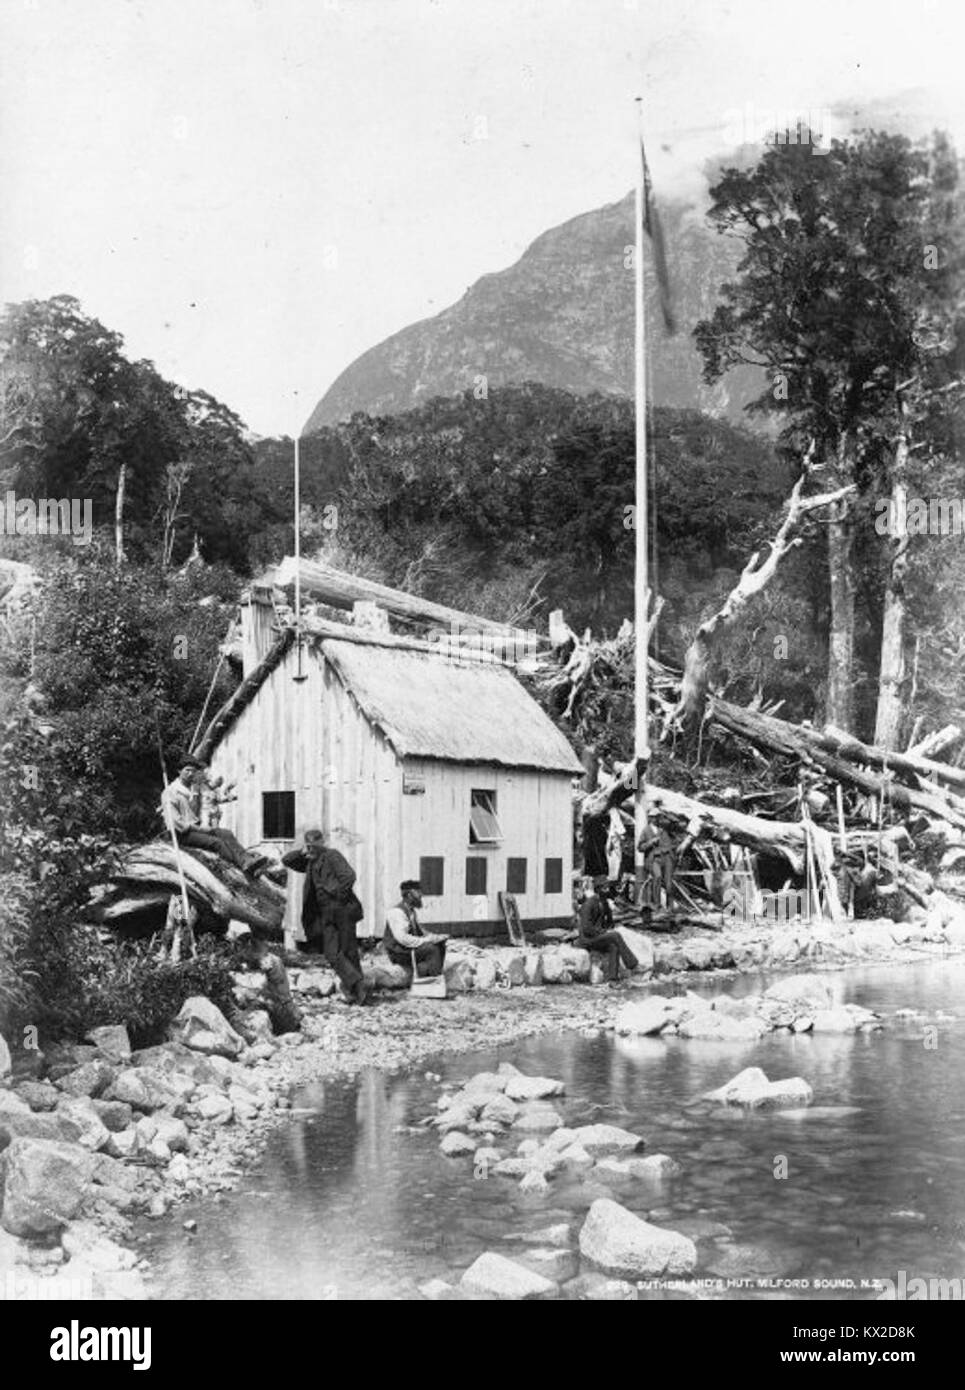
[321,637,583,774]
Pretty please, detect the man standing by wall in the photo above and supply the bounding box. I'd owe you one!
[283,829,370,1005]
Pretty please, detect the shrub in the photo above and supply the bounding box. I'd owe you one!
[25,922,235,1048]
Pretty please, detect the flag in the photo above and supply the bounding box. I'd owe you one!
[641,140,677,336]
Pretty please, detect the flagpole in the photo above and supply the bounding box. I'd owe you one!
[293,430,307,682]
[634,96,650,905]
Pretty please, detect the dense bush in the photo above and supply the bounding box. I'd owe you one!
[24,923,235,1048]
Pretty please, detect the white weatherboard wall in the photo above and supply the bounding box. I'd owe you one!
[209,645,403,942]
[400,758,574,932]
[208,643,575,940]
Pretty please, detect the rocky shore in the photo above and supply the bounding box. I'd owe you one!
[1,905,963,1300]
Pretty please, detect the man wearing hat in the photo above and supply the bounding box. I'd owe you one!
[577,876,639,984]
[161,756,268,876]
[384,880,448,978]
[283,829,369,1004]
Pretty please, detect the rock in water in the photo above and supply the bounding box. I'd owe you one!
[1,1137,95,1237]
[503,1075,565,1102]
[568,1124,646,1155]
[614,997,674,1036]
[705,1067,813,1110]
[439,1131,475,1157]
[170,997,246,1059]
[579,1198,697,1278]
[460,1251,558,1300]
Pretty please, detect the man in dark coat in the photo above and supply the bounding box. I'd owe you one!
[577,876,639,984]
[283,829,370,1005]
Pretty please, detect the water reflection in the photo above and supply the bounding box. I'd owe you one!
[141,958,965,1300]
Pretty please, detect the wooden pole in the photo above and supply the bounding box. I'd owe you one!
[633,96,650,904]
[154,719,194,955]
[293,434,307,683]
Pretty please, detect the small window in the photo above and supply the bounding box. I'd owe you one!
[544,857,563,894]
[466,857,488,895]
[262,791,295,840]
[469,789,502,844]
[506,857,527,894]
[419,856,444,897]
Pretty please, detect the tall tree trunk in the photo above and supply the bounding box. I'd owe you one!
[874,404,910,749]
[675,457,853,741]
[114,460,127,566]
[826,433,855,732]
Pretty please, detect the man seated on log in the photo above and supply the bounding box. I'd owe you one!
[282,829,370,1005]
[577,875,639,984]
[162,756,270,877]
[226,925,301,1037]
[384,879,448,978]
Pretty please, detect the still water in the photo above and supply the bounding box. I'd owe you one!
[141,958,965,1300]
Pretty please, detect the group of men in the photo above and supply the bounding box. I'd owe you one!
[160,756,447,1009]
[162,752,642,1006]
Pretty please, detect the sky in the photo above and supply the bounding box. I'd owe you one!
[1,0,963,437]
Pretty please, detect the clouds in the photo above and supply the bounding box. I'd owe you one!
[0,0,959,435]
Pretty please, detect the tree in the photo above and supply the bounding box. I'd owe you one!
[696,130,965,738]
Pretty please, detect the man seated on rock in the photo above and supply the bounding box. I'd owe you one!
[227,924,301,1037]
[162,757,269,877]
[384,880,448,978]
[577,876,639,985]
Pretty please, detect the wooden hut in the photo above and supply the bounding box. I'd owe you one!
[197,602,583,943]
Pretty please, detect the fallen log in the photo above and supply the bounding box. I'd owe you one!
[711,699,965,832]
[112,843,287,934]
[273,556,541,641]
[908,724,963,760]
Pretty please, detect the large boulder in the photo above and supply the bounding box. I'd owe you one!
[0,1091,31,1118]
[460,1251,558,1300]
[90,1099,134,1133]
[681,939,718,971]
[764,975,837,1012]
[55,1061,116,1100]
[473,958,498,991]
[613,927,655,975]
[614,997,674,1037]
[170,997,246,1059]
[440,1131,475,1157]
[478,1094,518,1128]
[107,1067,185,1114]
[513,1102,565,1132]
[0,1111,81,1148]
[493,949,527,987]
[540,945,591,984]
[678,1012,767,1041]
[579,1199,697,1278]
[706,1066,813,1110]
[810,1006,864,1034]
[443,958,476,994]
[1,1137,94,1236]
[522,951,544,987]
[85,1025,132,1062]
[55,1098,111,1152]
[0,1035,10,1082]
[504,1075,565,1102]
[568,1124,645,1155]
[363,958,409,990]
[14,1081,60,1112]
